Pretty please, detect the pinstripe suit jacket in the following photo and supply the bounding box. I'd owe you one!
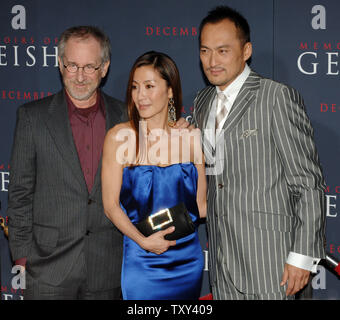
[7,90,126,291]
[192,71,326,294]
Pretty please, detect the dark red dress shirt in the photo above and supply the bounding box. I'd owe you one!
[66,89,106,193]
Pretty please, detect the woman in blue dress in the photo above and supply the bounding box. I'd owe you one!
[101,51,206,300]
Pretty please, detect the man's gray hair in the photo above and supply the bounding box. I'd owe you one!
[58,25,111,63]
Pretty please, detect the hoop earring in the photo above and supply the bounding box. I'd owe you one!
[168,97,176,127]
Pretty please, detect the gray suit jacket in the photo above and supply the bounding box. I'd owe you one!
[7,90,127,291]
[192,71,326,295]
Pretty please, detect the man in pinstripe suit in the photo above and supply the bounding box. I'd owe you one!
[192,6,326,300]
[7,26,126,299]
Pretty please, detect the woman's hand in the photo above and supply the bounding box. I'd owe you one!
[140,226,176,254]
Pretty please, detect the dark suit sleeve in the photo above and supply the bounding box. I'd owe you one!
[7,106,36,261]
[271,86,326,259]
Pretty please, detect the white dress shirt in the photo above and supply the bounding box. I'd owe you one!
[215,64,251,132]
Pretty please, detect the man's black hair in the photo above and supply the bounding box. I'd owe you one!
[199,6,251,45]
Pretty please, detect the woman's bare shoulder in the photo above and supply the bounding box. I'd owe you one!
[106,121,135,139]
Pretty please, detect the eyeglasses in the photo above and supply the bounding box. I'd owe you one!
[63,62,102,74]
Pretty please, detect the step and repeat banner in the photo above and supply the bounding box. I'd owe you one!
[0,0,339,300]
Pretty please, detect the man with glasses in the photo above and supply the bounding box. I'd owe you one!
[7,26,126,299]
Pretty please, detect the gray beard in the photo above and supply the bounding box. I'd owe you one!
[64,84,97,101]
[67,89,95,101]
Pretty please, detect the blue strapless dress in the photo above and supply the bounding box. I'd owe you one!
[120,162,204,300]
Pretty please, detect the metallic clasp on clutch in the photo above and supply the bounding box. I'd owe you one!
[148,208,173,230]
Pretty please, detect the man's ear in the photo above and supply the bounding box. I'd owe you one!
[101,61,110,78]
[58,56,63,73]
[243,42,252,62]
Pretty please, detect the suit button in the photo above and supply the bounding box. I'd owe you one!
[218,184,224,189]
[86,230,90,236]
[88,199,93,204]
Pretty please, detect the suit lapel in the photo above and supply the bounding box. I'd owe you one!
[196,86,216,155]
[195,86,215,130]
[43,91,87,192]
[217,71,261,141]
[90,92,124,196]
